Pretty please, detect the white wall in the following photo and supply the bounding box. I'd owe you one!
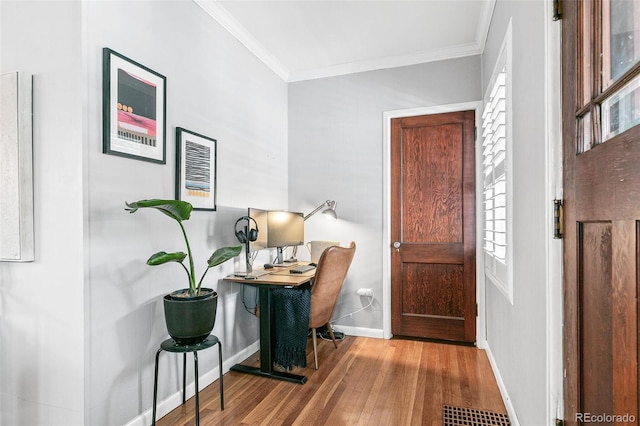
[481,1,562,424]
[288,57,481,332]
[2,1,289,425]
[0,1,85,424]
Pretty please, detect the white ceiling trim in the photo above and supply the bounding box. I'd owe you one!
[194,0,290,81]
[475,0,497,54]
[195,0,496,83]
[288,41,482,82]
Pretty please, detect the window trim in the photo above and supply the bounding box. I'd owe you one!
[482,20,513,303]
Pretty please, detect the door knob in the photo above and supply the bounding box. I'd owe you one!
[393,241,401,252]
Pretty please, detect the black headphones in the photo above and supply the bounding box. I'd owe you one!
[234,216,259,244]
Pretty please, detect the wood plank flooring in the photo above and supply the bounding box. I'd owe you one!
[156,336,507,425]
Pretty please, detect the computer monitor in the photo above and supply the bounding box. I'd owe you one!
[267,211,304,264]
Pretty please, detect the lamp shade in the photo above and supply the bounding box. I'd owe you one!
[322,201,337,219]
[304,200,338,221]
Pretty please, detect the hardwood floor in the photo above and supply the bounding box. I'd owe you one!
[156,336,507,425]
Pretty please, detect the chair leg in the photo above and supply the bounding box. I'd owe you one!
[217,340,224,410]
[152,348,163,426]
[326,323,338,349]
[312,328,319,370]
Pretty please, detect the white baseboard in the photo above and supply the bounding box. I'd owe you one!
[123,340,260,426]
[483,344,520,426]
[332,325,385,339]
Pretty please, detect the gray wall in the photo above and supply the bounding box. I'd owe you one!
[0,1,85,424]
[1,1,561,424]
[85,2,288,424]
[288,57,481,331]
[1,1,289,424]
[289,4,563,423]
[481,1,561,424]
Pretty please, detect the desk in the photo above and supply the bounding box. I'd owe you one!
[225,264,315,384]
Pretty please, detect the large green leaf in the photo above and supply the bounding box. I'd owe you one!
[147,251,187,266]
[207,245,243,267]
[125,199,193,222]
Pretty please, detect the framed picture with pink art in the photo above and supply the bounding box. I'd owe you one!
[102,48,166,164]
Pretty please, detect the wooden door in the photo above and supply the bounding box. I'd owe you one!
[562,2,640,424]
[390,111,476,343]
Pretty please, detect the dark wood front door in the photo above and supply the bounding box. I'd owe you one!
[562,2,640,424]
[390,111,476,343]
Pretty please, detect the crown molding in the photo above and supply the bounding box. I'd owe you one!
[194,0,496,83]
[287,42,482,82]
[476,0,497,53]
[194,0,290,81]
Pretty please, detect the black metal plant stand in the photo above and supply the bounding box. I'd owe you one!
[152,335,224,425]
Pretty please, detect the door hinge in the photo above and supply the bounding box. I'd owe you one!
[476,303,478,317]
[554,199,564,239]
[474,127,478,142]
[553,0,562,20]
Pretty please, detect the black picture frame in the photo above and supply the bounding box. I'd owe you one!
[102,48,166,164]
[175,127,217,211]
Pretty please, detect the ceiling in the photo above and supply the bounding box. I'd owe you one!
[195,0,495,82]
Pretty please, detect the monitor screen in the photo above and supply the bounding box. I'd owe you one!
[247,207,269,252]
[267,211,304,248]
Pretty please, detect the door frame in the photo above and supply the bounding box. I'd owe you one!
[545,2,564,421]
[382,101,483,342]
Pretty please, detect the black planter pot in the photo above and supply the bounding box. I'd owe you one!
[163,288,218,345]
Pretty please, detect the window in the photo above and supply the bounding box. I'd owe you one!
[482,22,512,301]
[578,0,640,152]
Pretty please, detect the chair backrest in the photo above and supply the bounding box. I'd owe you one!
[309,242,356,329]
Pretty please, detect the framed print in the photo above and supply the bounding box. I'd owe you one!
[0,72,34,261]
[102,48,166,164]
[176,127,217,211]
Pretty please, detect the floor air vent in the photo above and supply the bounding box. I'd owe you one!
[443,405,511,426]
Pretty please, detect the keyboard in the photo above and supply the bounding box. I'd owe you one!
[289,264,316,274]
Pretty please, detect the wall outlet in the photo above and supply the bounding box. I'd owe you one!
[357,288,374,297]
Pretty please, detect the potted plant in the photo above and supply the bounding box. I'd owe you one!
[125,199,242,345]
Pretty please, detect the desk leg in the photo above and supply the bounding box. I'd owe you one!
[230,286,307,384]
[259,286,273,373]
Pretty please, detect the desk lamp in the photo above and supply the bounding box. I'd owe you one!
[304,200,338,221]
[290,200,337,261]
